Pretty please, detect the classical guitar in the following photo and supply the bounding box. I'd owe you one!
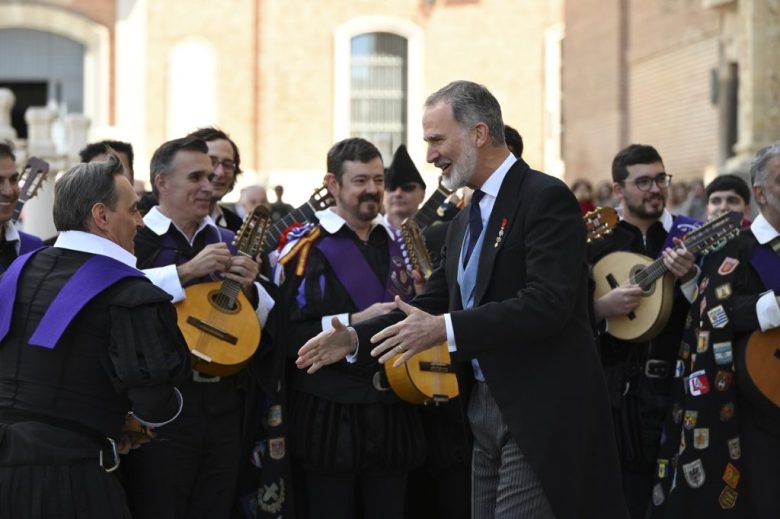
[176,206,271,376]
[740,327,780,411]
[592,211,742,342]
[12,157,49,224]
[261,185,334,255]
[386,217,459,405]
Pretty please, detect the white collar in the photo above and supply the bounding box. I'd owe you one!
[3,221,21,255]
[144,206,217,242]
[314,207,395,240]
[54,230,138,269]
[477,153,516,200]
[750,213,780,245]
[2,220,20,243]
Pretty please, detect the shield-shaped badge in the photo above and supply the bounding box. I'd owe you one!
[684,410,698,430]
[682,459,706,488]
[713,341,734,366]
[715,283,732,301]
[269,437,286,460]
[727,437,741,460]
[720,402,735,421]
[693,428,709,450]
[717,257,739,276]
[719,486,738,509]
[715,370,734,391]
[708,305,729,328]
[697,331,709,353]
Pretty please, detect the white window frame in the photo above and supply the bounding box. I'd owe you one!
[334,16,424,162]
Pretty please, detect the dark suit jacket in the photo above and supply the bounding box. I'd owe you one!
[355,159,627,519]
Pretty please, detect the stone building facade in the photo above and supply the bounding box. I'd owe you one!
[563,0,780,187]
[0,0,564,205]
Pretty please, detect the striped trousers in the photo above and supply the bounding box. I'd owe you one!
[468,381,556,519]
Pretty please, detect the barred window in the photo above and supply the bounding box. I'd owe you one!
[349,32,407,161]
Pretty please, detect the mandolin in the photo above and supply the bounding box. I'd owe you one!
[387,217,459,405]
[592,211,742,342]
[175,206,271,376]
[12,157,49,224]
[740,327,780,413]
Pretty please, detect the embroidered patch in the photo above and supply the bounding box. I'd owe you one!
[722,462,740,489]
[258,478,286,514]
[688,370,711,396]
[715,370,734,391]
[684,409,698,430]
[707,305,729,328]
[720,402,735,421]
[715,283,732,301]
[719,486,738,509]
[652,483,665,506]
[713,341,734,366]
[727,437,741,460]
[697,331,710,353]
[693,428,710,450]
[675,360,685,378]
[680,341,691,360]
[683,459,706,488]
[699,276,710,292]
[269,437,286,460]
[657,459,669,479]
[699,296,708,318]
[267,405,283,427]
[672,404,684,424]
[717,257,739,276]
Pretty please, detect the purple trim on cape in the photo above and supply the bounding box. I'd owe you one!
[27,254,145,349]
[18,231,44,255]
[0,250,38,342]
[314,233,412,312]
[659,215,703,258]
[750,242,780,292]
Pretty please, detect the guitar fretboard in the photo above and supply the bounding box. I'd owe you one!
[412,187,452,230]
[261,203,318,255]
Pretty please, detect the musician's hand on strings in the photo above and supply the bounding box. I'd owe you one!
[594,284,643,320]
[296,317,358,374]
[370,296,446,367]
[351,301,396,324]
[663,237,697,282]
[177,243,232,285]
[226,255,260,297]
[412,270,426,296]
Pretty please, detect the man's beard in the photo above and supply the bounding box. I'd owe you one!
[340,192,381,222]
[625,194,665,220]
[442,142,477,191]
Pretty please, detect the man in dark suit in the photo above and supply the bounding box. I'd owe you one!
[296,81,627,518]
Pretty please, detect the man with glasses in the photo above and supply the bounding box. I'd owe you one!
[587,144,699,518]
[187,127,245,232]
[382,144,427,229]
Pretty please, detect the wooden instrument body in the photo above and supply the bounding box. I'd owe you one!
[176,281,261,376]
[385,342,459,405]
[741,327,780,409]
[592,251,676,342]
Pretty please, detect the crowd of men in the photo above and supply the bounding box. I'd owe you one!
[0,79,778,519]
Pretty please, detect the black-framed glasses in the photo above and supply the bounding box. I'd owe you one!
[622,173,672,192]
[210,156,236,173]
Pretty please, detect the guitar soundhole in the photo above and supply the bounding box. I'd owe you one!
[208,291,241,314]
[630,265,655,296]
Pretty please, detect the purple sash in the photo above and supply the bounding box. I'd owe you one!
[0,250,144,348]
[658,215,703,258]
[315,233,412,311]
[750,241,780,292]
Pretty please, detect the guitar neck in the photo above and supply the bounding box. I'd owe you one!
[262,202,318,255]
[11,198,27,224]
[412,187,451,230]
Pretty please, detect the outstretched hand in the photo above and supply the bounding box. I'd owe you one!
[370,296,446,367]
[296,316,358,374]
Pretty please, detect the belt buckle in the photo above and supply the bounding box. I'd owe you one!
[644,359,669,379]
[99,437,120,472]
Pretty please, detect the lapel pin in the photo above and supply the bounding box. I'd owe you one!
[494,218,508,248]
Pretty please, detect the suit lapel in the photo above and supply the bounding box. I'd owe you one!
[473,160,529,304]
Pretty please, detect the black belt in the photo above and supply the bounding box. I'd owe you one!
[0,407,120,472]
